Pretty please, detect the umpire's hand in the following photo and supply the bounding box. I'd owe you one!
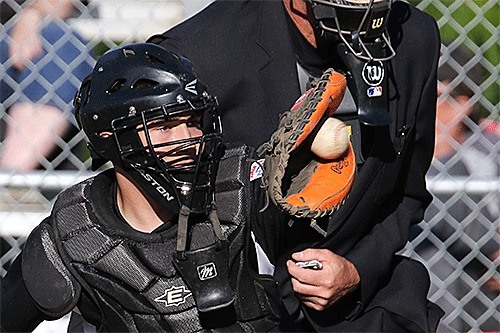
[287,248,360,311]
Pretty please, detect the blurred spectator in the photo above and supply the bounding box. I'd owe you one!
[0,0,93,172]
[414,44,499,332]
[480,118,500,137]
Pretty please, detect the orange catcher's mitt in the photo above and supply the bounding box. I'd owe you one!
[257,69,356,236]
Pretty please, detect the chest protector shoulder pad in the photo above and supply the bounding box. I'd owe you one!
[21,179,92,317]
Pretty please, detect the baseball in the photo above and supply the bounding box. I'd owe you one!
[311,117,350,160]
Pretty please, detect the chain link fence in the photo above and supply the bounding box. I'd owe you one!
[404,1,499,331]
[0,0,498,332]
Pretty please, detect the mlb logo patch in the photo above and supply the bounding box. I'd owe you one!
[250,159,265,181]
[367,86,383,97]
[291,88,312,111]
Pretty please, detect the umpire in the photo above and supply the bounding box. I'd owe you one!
[149,0,444,331]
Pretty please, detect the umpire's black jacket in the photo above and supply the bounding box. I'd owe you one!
[149,0,444,331]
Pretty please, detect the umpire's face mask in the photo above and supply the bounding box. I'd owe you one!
[305,0,395,126]
[308,0,395,62]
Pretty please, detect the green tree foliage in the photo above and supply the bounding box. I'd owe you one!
[407,0,499,119]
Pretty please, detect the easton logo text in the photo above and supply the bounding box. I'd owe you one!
[135,168,174,201]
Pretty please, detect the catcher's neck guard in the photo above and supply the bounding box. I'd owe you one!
[302,1,394,126]
[172,205,234,316]
[337,42,392,126]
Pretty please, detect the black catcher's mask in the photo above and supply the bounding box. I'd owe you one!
[74,43,223,216]
[309,0,395,61]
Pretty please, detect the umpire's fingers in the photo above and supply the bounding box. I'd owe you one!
[297,296,332,311]
[291,248,332,262]
[289,275,330,299]
[287,259,327,286]
[289,275,334,311]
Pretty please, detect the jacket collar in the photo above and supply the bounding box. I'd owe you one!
[254,1,302,118]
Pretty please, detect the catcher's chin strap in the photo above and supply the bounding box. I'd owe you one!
[175,204,225,253]
[173,203,235,313]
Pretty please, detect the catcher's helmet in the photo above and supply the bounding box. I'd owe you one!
[74,43,223,215]
[309,0,395,61]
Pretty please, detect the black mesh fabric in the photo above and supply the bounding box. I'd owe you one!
[57,203,92,239]
[215,143,251,237]
[92,244,156,291]
[49,175,202,331]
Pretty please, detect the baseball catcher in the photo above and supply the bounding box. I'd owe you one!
[1,44,283,332]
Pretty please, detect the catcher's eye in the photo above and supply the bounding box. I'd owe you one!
[149,121,172,132]
[186,114,202,129]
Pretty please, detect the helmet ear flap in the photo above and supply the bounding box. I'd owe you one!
[86,140,109,171]
[90,150,108,171]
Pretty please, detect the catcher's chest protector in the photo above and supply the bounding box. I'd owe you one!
[38,144,278,332]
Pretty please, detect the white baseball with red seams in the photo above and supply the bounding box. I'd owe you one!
[311,117,349,160]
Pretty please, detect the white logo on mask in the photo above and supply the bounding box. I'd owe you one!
[185,79,198,95]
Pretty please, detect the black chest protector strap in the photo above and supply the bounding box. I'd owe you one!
[213,143,283,323]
